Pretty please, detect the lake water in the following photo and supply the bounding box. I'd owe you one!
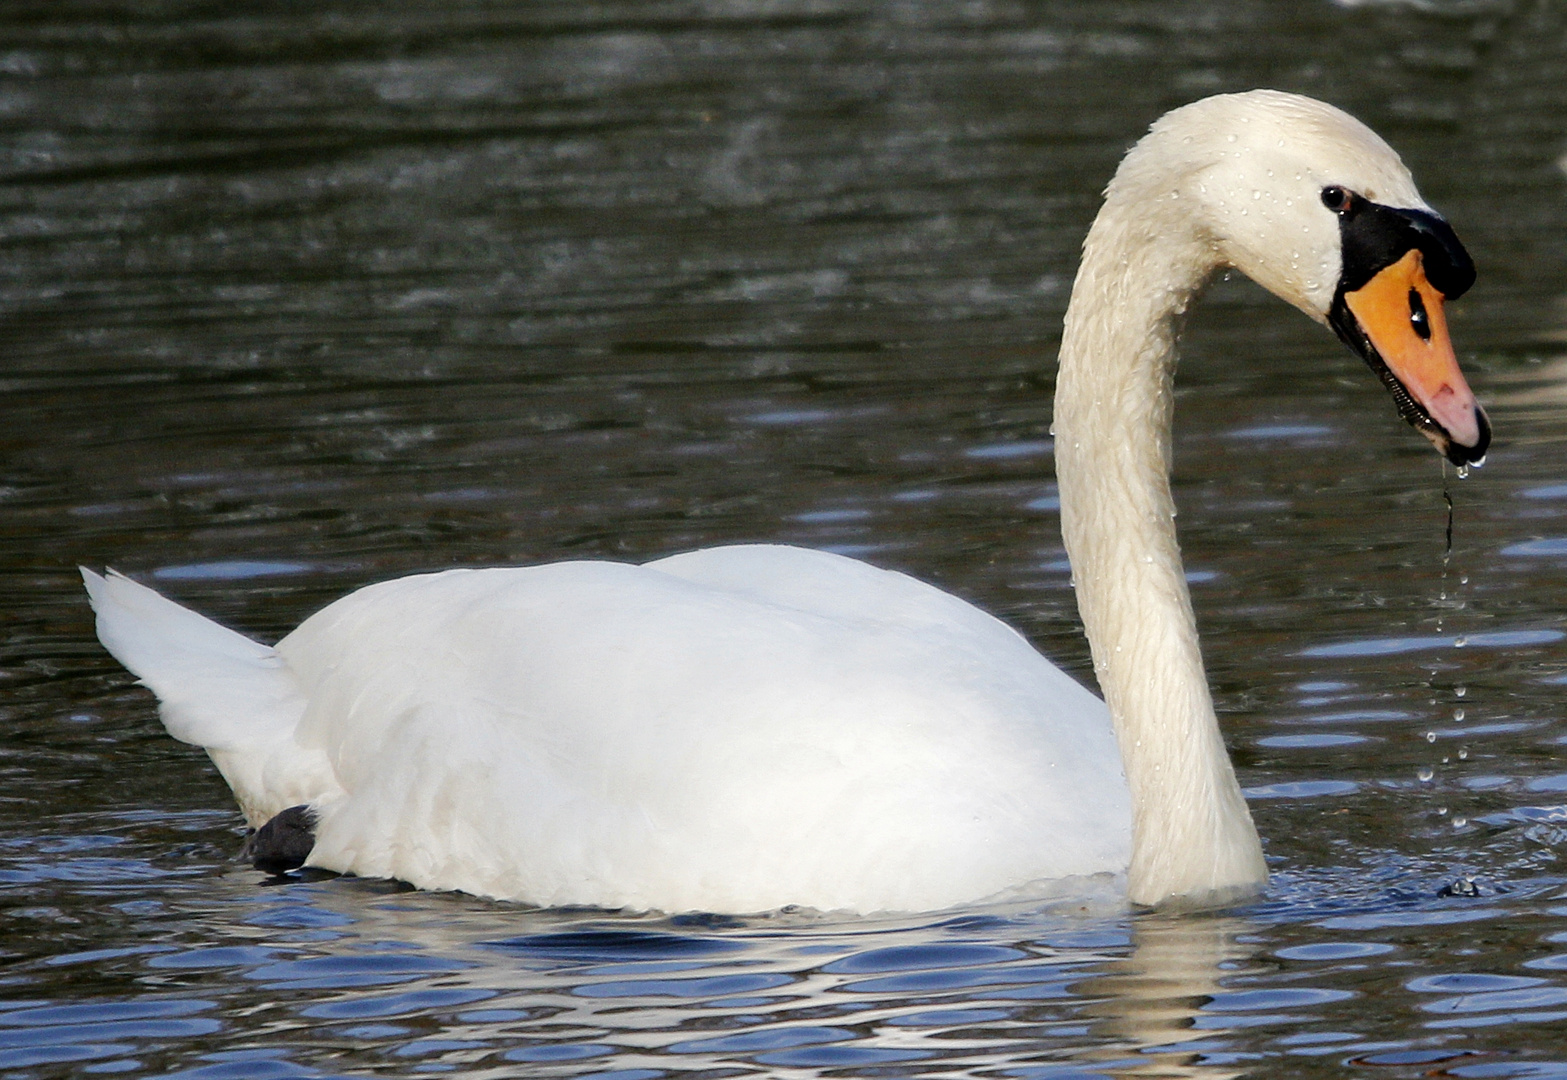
[4,1,1567,1076]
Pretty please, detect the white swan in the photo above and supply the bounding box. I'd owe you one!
[84,90,1489,914]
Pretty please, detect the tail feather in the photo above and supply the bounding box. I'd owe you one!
[82,568,335,824]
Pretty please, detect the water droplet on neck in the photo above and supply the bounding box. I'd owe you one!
[1455,685,1466,698]
[1418,766,1434,781]
[1453,707,1465,722]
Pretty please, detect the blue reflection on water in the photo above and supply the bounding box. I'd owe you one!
[1300,628,1564,658]
[152,562,315,581]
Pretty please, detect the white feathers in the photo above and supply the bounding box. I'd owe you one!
[89,550,1127,912]
[82,569,336,826]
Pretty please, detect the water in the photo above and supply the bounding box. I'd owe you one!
[4,0,1567,1075]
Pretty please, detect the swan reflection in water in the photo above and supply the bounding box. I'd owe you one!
[1080,912,1256,1079]
[214,879,1260,1076]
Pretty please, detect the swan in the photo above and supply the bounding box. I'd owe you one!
[83,90,1489,914]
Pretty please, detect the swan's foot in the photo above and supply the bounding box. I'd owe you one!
[243,805,317,876]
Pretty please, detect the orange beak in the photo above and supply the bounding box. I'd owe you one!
[1341,249,1487,460]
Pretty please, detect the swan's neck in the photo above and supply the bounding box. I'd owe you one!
[1054,198,1267,906]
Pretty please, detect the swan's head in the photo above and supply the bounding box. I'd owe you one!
[1113,90,1489,466]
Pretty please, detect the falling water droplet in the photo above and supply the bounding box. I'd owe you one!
[1460,574,1469,585]
[1453,708,1465,722]
[1454,636,1468,648]
[1458,748,1469,760]
[1438,806,1449,815]
[1452,815,1468,828]
[1455,685,1467,698]
[1425,731,1437,743]
[1418,766,1434,781]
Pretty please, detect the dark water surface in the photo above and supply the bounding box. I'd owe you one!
[5,1,1567,1076]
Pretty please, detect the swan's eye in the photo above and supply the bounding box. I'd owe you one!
[1408,287,1431,341]
[1321,186,1352,213]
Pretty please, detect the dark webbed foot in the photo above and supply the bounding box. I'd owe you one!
[243,805,317,875]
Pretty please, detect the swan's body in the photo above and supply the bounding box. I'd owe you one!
[86,91,1489,913]
[87,547,1126,911]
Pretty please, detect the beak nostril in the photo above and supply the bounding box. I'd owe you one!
[1408,288,1431,341]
